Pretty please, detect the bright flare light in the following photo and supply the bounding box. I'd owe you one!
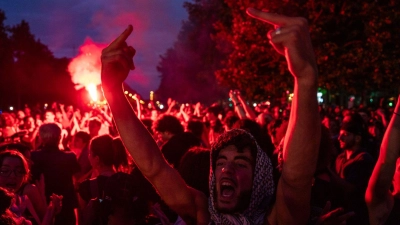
[87,84,98,102]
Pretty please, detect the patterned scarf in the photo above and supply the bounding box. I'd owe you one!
[209,129,275,225]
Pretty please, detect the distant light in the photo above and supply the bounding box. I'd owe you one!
[150,91,154,101]
[389,102,393,107]
[266,101,271,106]
[228,98,232,101]
[9,106,13,111]
[44,103,48,107]
[288,93,294,101]
[370,98,373,102]
[139,100,145,104]
[159,104,164,109]
[229,103,232,107]
[253,103,257,107]
[317,92,323,103]
[128,93,132,97]
[124,91,128,94]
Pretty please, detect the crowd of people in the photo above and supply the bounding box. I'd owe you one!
[0,7,398,225]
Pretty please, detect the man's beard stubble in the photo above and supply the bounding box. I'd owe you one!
[216,189,252,214]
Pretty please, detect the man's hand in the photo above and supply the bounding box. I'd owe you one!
[101,25,136,91]
[316,201,355,225]
[246,8,317,81]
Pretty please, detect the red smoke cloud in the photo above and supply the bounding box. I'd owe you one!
[68,38,106,92]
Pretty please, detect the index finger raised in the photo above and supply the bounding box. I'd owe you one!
[109,25,133,49]
[246,8,290,27]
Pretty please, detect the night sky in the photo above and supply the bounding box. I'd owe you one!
[0,0,188,97]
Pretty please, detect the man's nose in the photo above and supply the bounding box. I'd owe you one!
[222,163,234,174]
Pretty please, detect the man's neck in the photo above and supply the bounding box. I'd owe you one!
[344,146,360,159]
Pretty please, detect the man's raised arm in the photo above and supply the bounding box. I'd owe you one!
[100,25,209,225]
[247,8,320,225]
[366,96,400,225]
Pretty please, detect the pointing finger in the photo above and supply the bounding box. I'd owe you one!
[109,25,133,49]
[246,8,290,27]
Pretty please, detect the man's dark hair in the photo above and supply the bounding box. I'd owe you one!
[341,113,371,148]
[74,131,91,144]
[179,147,210,196]
[223,115,240,130]
[233,119,274,156]
[187,120,204,139]
[211,129,258,170]
[89,134,114,166]
[341,113,366,136]
[207,104,224,118]
[152,115,183,135]
[88,117,102,127]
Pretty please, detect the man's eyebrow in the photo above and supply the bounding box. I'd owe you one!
[234,155,253,163]
[216,155,227,160]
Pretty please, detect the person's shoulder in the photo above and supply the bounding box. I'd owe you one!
[30,149,44,158]
[354,150,374,162]
[31,148,43,153]
[60,150,78,158]
[335,151,346,161]
[175,132,202,145]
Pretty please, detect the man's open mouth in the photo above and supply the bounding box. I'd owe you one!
[220,181,235,197]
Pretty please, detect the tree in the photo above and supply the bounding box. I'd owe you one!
[308,0,400,102]
[0,12,77,109]
[214,0,400,103]
[0,10,15,108]
[156,0,230,104]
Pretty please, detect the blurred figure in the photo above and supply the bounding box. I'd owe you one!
[71,131,92,182]
[31,123,80,225]
[0,150,46,224]
[152,115,201,168]
[335,114,375,225]
[88,118,102,138]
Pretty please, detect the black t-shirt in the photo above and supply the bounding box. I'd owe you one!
[385,197,400,225]
[78,175,110,203]
[161,132,202,168]
[31,146,80,224]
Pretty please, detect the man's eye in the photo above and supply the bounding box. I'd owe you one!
[237,163,247,168]
[216,161,224,167]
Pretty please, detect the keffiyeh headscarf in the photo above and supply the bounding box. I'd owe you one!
[209,129,275,225]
